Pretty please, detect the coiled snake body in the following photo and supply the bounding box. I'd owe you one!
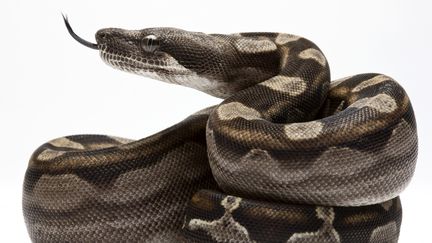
[22,17,418,242]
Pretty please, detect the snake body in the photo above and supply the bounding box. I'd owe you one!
[22,19,417,242]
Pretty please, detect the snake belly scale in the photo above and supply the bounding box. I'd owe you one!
[22,17,417,242]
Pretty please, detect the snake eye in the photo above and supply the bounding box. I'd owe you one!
[141,35,160,53]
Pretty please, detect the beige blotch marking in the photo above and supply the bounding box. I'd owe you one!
[284,121,324,140]
[243,149,273,162]
[381,200,393,211]
[99,142,206,204]
[109,136,134,144]
[287,207,340,243]
[217,102,262,121]
[275,33,300,45]
[328,76,354,97]
[99,167,168,203]
[188,196,255,243]
[49,137,85,149]
[234,38,277,53]
[298,48,327,66]
[352,75,390,92]
[234,149,274,174]
[385,119,415,159]
[369,221,398,243]
[350,94,397,113]
[37,137,85,161]
[32,174,96,210]
[37,149,66,161]
[260,76,307,96]
[343,212,379,225]
[330,75,354,88]
[279,46,290,68]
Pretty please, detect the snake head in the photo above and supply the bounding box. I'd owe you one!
[63,16,279,98]
[95,27,234,93]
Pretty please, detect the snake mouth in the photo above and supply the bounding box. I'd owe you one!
[62,14,98,50]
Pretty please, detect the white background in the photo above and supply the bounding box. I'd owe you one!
[1,0,431,242]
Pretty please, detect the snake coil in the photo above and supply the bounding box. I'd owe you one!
[22,17,417,242]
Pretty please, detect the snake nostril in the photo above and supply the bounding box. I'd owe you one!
[96,30,110,42]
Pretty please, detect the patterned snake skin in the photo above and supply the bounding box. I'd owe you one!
[22,16,418,242]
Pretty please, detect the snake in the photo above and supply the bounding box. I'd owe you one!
[22,16,418,243]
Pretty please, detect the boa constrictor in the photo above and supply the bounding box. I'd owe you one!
[22,16,418,243]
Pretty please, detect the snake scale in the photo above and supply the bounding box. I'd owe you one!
[22,16,418,243]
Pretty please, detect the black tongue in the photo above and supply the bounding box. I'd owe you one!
[62,14,98,50]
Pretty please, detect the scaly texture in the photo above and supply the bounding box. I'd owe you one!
[23,23,417,243]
